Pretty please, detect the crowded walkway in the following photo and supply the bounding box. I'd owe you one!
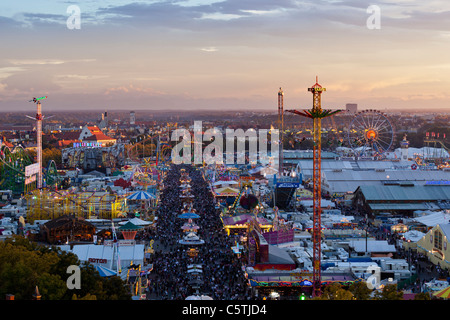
[145,164,252,300]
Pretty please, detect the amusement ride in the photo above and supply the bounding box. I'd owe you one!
[347,109,395,157]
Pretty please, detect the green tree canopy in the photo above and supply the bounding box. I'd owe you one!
[348,281,373,300]
[0,236,131,300]
[373,284,404,300]
[315,283,355,300]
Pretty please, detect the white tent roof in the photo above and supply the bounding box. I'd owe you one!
[349,240,396,253]
[402,230,425,242]
[300,199,335,208]
[185,295,213,300]
[119,217,152,226]
[62,243,145,263]
[413,212,450,227]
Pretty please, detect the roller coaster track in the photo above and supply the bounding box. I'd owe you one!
[229,182,254,214]
[423,139,450,155]
[0,145,33,193]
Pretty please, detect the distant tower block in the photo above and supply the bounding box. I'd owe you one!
[104,111,108,127]
[130,111,136,125]
[400,134,409,161]
[346,103,358,113]
[28,96,47,189]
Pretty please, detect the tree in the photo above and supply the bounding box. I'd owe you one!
[0,238,65,300]
[348,281,372,300]
[37,273,67,300]
[373,284,404,300]
[316,283,354,300]
[25,147,62,167]
[72,293,97,300]
[0,236,131,300]
[102,275,133,300]
[414,292,431,300]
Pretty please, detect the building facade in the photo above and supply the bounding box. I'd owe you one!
[416,224,450,270]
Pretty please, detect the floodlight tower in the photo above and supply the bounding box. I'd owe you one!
[286,77,340,297]
[277,87,284,174]
[29,96,47,189]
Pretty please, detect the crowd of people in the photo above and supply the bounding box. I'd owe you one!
[146,164,253,300]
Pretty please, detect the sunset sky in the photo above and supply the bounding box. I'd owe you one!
[1,0,450,112]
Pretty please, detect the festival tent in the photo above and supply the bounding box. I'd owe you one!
[412,212,450,228]
[126,191,156,200]
[60,243,145,272]
[185,295,213,300]
[259,166,278,177]
[119,217,152,227]
[248,166,263,175]
[349,240,396,257]
[402,230,426,250]
[118,221,143,240]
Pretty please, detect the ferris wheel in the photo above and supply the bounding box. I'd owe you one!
[347,110,395,157]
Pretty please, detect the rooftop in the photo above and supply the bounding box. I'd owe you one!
[356,185,450,202]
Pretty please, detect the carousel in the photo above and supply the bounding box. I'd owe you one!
[179,232,205,245]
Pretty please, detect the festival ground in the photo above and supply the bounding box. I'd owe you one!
[144,164,254,300]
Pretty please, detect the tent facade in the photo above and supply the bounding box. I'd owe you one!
[59,243,145,272]
[214,187,240,196]
[416,224,450,271]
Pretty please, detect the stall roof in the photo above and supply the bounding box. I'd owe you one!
[357,185,450,202]
[369,203,440,211]
[412,212,450,227]
[349,240,396,253]
[267,245,296,265]
[60,243,145,262]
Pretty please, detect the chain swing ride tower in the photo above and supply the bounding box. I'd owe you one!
[286,77,341,297]
[278,87,284,174]
[28,96,47,189]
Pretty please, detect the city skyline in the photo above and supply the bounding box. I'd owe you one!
[1,0,450,111]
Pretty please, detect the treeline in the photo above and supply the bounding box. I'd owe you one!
[0,236,131,300]
[311,282,430,300]
[25,148,62,168]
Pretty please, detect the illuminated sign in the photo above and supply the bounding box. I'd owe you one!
[25,175,36,185]
[25,163,40,177]
[24,163,40,185]
[425,181,450,185]
[88,258,107,264]
[276,182,300,188]
[73,142,103,148]
[308,87,326,92]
